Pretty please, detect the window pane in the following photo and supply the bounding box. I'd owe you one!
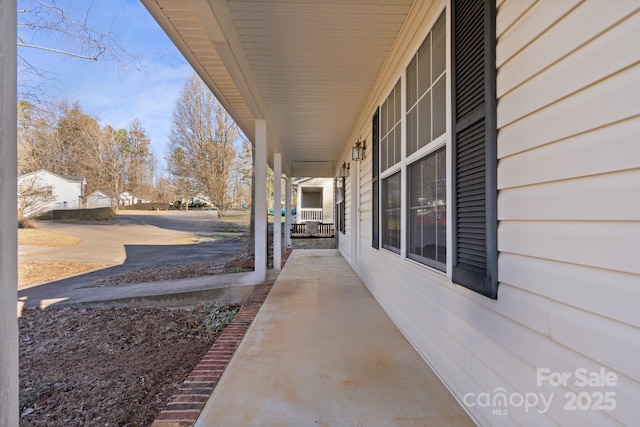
[381,98,388,137]
[387,128,395,167]
[406,57,417,108]
[388,88,395,133]
[406,106,417,156]
[432,12,446,81]
[381,135,388,171]
[394,125,401,166]
[394,80,401,126]
[433,75,446,139]
[381,79,401,170]
[382,172,401,253]
[408,147,446,269]
[418,90,431,150]
[418,33,431,97]
[406,10,446,159]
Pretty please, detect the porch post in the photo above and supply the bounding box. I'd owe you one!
[284,177,292,248]
[273,153,282,270]
[296,185,302,221]
[254,119,267,282]
[1,1,19,425]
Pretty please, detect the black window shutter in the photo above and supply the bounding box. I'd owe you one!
[372,107,380,249]
[451,0,498,298]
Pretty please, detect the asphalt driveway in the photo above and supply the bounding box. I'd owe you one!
[18,210,249,309]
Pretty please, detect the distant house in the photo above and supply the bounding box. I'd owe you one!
[17,169,86,217]
[86,190,114,209]
[118,192,150,206]
[293,177,334,224]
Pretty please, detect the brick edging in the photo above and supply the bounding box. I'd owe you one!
[151,283,272,427]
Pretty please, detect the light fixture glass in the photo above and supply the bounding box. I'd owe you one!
[352,138,366,161]
[339,162,350,177]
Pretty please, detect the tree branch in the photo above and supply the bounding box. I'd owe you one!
[17,41,99,60]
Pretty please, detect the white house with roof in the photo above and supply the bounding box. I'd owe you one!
[86,190,114,209]
[17,169,86,217]
[118,191,150,206]
[292,177,334,224]
[2,1,640,425]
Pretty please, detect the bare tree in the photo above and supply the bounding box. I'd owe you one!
[168,74,238,217]
[17,174,56,218]
[17,100,55,175]
[18,100,159,205]
[123,119,153,199]
[17,0,127,101]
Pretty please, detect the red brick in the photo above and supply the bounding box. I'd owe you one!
[151,420,192,427]
[185,376,220,383]
[171,395,209,403]
[164,402,205,411]
[156,410,201,421]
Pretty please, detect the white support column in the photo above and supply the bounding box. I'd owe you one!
[284,177,292,248]
[296,185,302,222]
[1,1,19,425]
[254,120,267,282]
[273,153,282,270]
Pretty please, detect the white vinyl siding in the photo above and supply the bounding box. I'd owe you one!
[495,1,640,425]
[344,1,640,426]
[18,170,83,217]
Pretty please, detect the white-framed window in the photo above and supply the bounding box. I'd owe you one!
[406,11,447,271]
[380,78,402,253]
[372,1,498,298]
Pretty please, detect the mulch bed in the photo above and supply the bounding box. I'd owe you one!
[19,306,220,427]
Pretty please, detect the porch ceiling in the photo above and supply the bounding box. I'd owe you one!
[141,0,414,176]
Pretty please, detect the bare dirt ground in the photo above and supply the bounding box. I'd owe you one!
[19,305,225,427]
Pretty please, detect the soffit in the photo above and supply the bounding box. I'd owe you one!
[142,0,415,176]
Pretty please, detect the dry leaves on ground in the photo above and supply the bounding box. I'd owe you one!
[19,305,223,427]
[90,261,234,287]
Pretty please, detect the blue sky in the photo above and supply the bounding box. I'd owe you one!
[17,0,194,165]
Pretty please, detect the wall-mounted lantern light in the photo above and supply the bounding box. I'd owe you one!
[339,162,350,178]
[352,137,366,161]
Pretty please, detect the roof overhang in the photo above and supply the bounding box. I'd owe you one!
[141,0,416,177]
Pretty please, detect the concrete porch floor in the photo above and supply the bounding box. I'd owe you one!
[195,249,474,426]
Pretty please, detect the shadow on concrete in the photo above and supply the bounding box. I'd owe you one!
[112,211,249,235]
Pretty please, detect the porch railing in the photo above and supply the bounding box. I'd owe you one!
[291,222,334,237]
[299,208,323,222]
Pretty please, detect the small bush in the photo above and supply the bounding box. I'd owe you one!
[204,302,237,336]
[18,217,37,229]
[51,207,115,221]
